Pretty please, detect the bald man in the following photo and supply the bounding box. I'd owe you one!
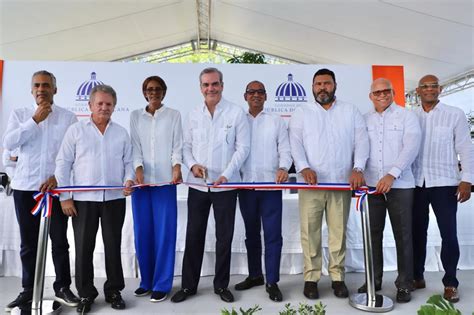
[360,78,421,303]
[411,75,474,303]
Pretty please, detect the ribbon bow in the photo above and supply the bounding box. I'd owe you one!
[31,191,60,217]
[354,188,377,212]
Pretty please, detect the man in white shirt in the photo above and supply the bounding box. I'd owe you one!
[411,74,474,303]
[171,67,250,303]
[2,70,79,311]
[289,68,369,299]
[360,78,421,303]
[234,81,292,302]
[55,85,134,313]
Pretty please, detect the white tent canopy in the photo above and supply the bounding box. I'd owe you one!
[1,0,473,89]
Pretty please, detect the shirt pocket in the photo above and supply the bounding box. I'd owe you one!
[432,126,452,145]
[192,128,208,144]
[218,126,235,145]
[386,122,403,153]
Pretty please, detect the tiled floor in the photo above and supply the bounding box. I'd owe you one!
[1,271,473,314]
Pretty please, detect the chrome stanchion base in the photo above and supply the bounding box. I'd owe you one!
[11,300,62,315]
[349,293,394,313]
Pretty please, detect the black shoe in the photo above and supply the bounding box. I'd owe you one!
[234,276,265,291]
[214,288,234,303]
[105,292,126,310]
[303,281,319,299]
[396,288,411,303]
[266,283,283,302]
[171,288,196,303]
[76,297,93,313]
[5,291,33,312]
[55,287,80,307]
[134,287,151,297]
[150,291,167,302]
[413,279,426,290]
[332,281,349,298]
[357,282,382,293]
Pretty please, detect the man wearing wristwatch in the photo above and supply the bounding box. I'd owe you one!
[360,78,421,303]
[234,81,292,302]
[289,68,369,299]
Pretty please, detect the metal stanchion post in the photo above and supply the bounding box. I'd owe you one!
[12,216,62,315]
[349,195,394,312]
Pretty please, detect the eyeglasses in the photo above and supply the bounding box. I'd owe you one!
[418,83,439,90]
[246,89,266,95]
[371,89,392,97]
[145,87,163,94]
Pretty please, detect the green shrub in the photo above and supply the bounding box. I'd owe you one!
[417,295,462,315]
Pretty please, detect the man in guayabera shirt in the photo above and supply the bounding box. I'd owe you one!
[2,70,79,312]
[411,74,474,303]
[171,67,250,304]
[289,68,369,300]
[55,85,134,313]
[234,81,292,302]
[360,78,421,303]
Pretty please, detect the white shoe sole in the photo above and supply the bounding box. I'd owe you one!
[134,291,151,297]
[150,294,167,302]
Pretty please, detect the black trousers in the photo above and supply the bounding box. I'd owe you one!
[181,188,237,290]
[72,199,126,299]
[412,185,460,287]
[13,190,72,293]
[367,188,414,290]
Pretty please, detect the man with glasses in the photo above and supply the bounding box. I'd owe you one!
[234,81,292,302]
[359,78,421,303]
[411,74,473,303]
[289,68,369,299]
[171,67,250,303]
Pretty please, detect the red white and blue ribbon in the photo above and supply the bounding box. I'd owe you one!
[31,182,376,217]
[31,191,60,218]
[354,189,378,212]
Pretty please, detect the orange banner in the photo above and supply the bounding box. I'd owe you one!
[372,65,405,106]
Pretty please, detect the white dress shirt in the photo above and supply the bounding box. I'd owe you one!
[183,98,250,192]
[2,148,19,179]
[241,111,292,183]
[289,99,369,183]
[412,102,474,187]
[55,118,134,201]
[364,104,421,188]
[130,105,183,183]
[2,104,77,191]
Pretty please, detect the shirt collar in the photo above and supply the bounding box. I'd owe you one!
[247,109,266,119]
[201,98,227,113]
[141,104,166,116]
[32,102,56,110]
[370,102,395,115]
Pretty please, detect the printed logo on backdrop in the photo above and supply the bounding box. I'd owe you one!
[265,74,307,118]
[67,72,130,117]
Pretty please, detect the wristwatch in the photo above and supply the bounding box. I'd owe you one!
[278,167,288,172]
[353,167,364,173]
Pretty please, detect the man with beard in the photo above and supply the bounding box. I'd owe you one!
[289,68,369,299]
[411,74,473,303]
[234,81,292,302]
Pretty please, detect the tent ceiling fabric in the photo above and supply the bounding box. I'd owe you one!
[0,0,472,89]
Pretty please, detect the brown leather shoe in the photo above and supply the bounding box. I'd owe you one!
[443,287,459,303]
[303,281,319,299]
[412,279,426,290]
